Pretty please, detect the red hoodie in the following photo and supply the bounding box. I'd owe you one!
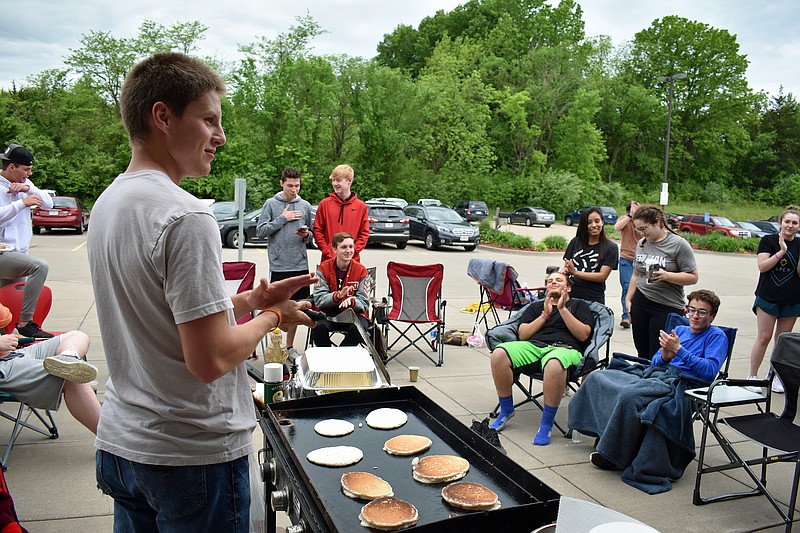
[313,192,369,263]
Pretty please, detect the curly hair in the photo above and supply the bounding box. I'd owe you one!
[687,289,721,315]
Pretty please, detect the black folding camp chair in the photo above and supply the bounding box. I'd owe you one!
[487,299,614,436]
[689,331,800,532]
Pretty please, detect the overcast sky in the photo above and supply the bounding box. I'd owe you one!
[1,0,797,98]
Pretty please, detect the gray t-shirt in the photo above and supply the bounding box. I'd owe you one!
[634,232,697,309]
[88,170,254,466]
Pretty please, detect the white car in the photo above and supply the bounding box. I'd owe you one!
[367,197,408,208]
[417,198,443,207]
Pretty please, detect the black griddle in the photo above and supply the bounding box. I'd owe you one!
[261,386,559,532]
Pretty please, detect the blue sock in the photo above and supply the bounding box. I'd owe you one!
[490,396,514,429]
[534,404,558,446]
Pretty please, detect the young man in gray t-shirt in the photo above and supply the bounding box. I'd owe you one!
[88,52,316,530]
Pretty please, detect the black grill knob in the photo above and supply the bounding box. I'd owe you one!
[271,487,290,512]
[262,458,277,485]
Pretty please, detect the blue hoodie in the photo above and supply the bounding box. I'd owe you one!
[256,192,313,272]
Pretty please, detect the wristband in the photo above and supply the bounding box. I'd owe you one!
[262,307,282,328]
[540,312,550,320]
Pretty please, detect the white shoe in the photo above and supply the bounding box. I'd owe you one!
[771,375,785,394]
[43,355,98,384]
[744,375,762,394]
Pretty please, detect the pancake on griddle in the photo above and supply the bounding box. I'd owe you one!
[359,496,419,531]
[341,471,394,500]
[411,454,470,483]
[383,434,432,456]
[365,408,408,430]
[441,481,501,510]
[306,446,363,467]
[314,419,355,437]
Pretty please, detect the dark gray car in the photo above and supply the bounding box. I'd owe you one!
[367,204,409,249]
[403,205,480,251]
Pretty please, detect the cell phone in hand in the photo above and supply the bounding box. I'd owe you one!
[646,264,662,283]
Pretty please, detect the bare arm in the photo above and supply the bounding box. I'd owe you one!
[180,275,317,383]
[651,268,699,286]
[569,264,613,283]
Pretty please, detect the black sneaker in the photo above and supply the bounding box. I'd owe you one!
[16,321,54,339]
[590,451,618,470]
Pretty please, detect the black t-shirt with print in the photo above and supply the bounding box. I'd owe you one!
[755,234,800,304]
[563,239,619,304]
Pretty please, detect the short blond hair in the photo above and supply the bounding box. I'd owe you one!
[330,164,354,181]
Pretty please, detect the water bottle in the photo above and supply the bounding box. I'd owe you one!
[571,430,582,444]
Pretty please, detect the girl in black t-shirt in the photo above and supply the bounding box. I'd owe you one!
[563,207,619,304]
[748,205,800,392]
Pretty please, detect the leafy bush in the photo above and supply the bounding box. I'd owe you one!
[542,235,568,250]
[479,221,534,248]
[680,231,755,253]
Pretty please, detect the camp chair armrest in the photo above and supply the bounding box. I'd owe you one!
[612,352,650,365]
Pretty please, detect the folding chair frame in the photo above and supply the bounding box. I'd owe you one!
[687,332,800,532]
[381,262,447,367]
[487,300,614,436]
[0,393,58,469]
[467,259,534,331]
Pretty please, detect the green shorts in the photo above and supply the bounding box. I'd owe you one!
[498,340,582,373]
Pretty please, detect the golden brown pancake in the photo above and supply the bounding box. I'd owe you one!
[441,481,501,510]
[341,472,394,500]
[383,435,432,456]
[359,496,419,531]
[411,455,470,483]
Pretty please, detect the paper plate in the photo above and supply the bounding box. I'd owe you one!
[0,243,14,252]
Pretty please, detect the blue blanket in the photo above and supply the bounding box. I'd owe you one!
[568,358,696,494]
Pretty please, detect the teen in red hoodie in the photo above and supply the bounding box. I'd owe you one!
[313,164,369,262]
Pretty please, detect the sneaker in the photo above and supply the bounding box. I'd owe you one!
[620,319,631,329]
[16,321,54,339]
[287,347,300,362]
[744,375,762,394]
[43,355,97,384]
[489,411,515,431]
[771,375,785,394]
[590,451,618,470]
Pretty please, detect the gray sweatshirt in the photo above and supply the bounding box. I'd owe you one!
[256,192,313,272]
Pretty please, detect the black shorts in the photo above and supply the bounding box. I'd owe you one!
[270,269,311,301]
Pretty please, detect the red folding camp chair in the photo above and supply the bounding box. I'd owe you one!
[380,262,446,366]
[222,261,261,358]
[467,258,535,331]
[0,282,53,335]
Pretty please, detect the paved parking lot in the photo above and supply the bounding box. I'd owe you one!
[4,228,793,532]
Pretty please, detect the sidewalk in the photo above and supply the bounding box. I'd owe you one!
[5,232,793,532]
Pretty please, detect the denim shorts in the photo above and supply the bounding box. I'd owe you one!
[96,450,250,532]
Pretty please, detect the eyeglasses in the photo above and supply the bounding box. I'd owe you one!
[635,226,650,233]
[684,306,710,318]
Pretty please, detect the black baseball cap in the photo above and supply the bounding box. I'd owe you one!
[0,144,34,166]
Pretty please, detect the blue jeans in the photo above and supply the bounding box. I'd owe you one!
[96,450,250,533]
[619,258,634,321]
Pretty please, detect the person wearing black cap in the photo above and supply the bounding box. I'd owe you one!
[0,143,56,338]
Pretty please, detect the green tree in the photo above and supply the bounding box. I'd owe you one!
[624,16,756,188]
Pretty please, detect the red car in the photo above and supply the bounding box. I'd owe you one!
[32,196,90,234]
[678,214,751,238]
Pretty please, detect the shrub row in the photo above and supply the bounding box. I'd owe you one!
[479,220,760,254]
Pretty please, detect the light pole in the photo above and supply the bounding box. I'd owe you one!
[657,72,687,211]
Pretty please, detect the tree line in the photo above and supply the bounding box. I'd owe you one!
[1,0,798,215]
